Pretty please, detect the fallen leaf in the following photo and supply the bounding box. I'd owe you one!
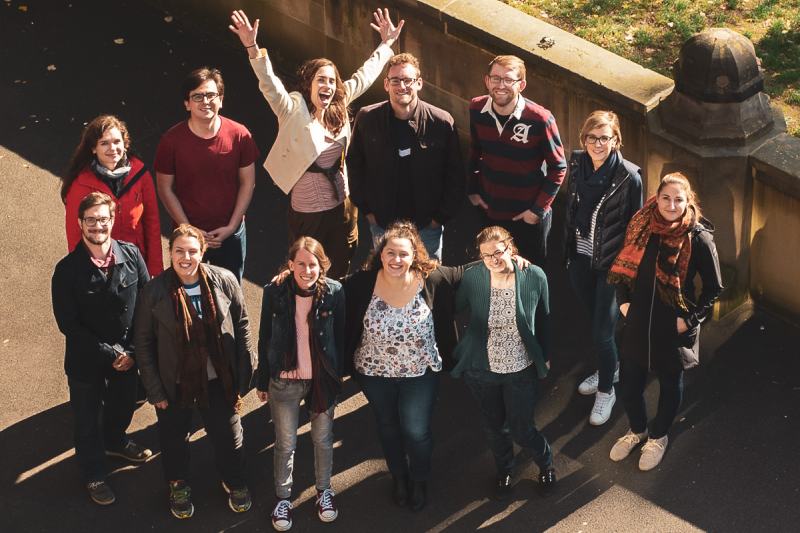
[667,21,674,28]
[18,5,27,12]
[164,15,173,23]
[23,164,30,168]
[114,37,125,45]
[46,64,56,71]
[2,339,8,344]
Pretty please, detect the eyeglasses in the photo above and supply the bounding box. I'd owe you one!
[387,77,419,87]
[82,216,113,227]
[585,134,614,146]
[479,241,511,262]
[487,75,522,86]
[189,92,219,103]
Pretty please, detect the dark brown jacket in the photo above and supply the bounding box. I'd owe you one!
[134,264,256,404]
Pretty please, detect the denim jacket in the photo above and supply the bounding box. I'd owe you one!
[257,277,345,390]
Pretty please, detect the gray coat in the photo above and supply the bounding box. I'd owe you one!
[134,264,256,404]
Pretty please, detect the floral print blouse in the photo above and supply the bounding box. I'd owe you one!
[354,290,442,377]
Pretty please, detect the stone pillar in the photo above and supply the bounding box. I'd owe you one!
[646,28,787,318]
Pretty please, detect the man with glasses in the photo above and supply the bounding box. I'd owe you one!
[468,55,567,266]
[348,53,464,260]
[154,67,259,282]
[52,192,153,506]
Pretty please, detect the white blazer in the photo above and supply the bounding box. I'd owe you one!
[249,43,393,195]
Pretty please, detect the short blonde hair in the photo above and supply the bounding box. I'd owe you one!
[487,55,526,80]
[579,110,623,150]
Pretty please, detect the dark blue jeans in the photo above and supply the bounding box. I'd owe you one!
[155,379,246,488]
[568,254,619,393]
[204,221,246,282]
[356,370,439,481]
[620,360,684,439]
[68,370,138,482]
[465,366,552,475]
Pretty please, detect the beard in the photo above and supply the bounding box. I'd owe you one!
[84,229,110,245]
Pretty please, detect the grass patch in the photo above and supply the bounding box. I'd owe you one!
[504,0,800,137]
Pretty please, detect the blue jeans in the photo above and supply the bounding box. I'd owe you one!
[204,221,246,282]
[268,378,335,498]
[370,222,444,261]
[465,366,552,475]
[68,371,138,482]
[567,254,619,392]
[620,360,684,439]
[155,379,246,488]
[356,370,439,481]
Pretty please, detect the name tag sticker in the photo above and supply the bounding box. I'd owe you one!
[398,148,411,157]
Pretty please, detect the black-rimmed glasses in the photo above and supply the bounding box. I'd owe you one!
[479,241,511,262]
[189,92,219,103]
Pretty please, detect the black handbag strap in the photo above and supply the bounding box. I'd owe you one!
[116,166,149,199]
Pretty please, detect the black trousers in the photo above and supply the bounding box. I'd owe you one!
[68,370,138,482]
[155,379,246,489]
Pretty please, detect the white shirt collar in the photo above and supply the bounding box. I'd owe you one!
[480,95,525,135]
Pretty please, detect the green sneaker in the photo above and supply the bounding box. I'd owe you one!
[169,480,194,519]
[222,481,252,513]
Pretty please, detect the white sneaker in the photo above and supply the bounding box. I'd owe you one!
[609,429,648,461]
[589,389,616,425]
[639,435,669,471]
[577,368,620,395]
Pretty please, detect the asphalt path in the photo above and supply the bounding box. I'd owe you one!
[1,1,799,531]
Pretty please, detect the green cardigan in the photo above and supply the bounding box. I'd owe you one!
[451,262,550,379]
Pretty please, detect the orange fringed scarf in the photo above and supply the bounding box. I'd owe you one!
[608,196,696,312]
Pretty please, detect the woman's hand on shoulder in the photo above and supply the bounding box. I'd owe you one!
[511,254,531,270]
[619,302,630,318]
[270,269,291,285]
[371,8,404,47]
[228,10,259,53]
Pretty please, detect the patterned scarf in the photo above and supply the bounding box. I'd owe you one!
[608,196,695,311]
[170,267,236,408]
[90,156,131,198]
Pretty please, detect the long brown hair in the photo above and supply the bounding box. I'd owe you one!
[366,220,438,278]
[62,115,131,202]
[282,236,330,300]
[658,172,703,221]
[296,58,348,136]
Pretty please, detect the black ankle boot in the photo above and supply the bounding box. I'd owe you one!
[391,474,408,506]
[409,480,427,511]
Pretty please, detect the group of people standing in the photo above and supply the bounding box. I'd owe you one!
[50,6,724,531]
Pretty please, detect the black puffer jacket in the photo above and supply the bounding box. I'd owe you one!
[564,150,643,270]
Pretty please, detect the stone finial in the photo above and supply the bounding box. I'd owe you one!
[673,28,764,103]
[658,28,777,145]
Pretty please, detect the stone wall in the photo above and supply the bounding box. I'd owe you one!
[153,0,800,323]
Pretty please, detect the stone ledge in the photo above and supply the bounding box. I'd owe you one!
[750,133,800,199]
[417,0,674,114]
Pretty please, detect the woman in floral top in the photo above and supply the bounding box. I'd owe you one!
[451,226,556,501]
[343,221,466,512]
